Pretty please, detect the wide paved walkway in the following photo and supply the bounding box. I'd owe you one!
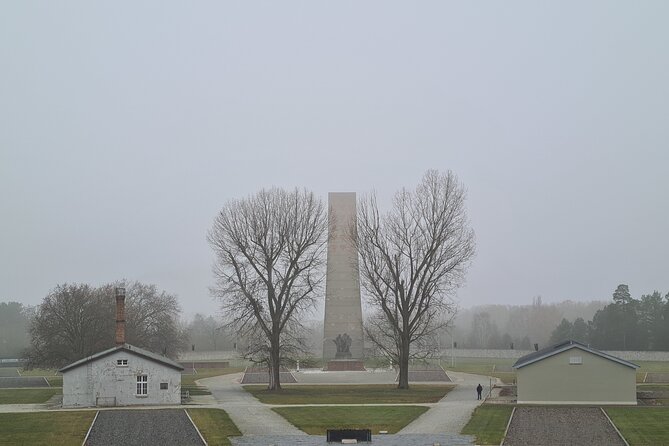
[399,371,497,434]
[201,369,498,440]
[199,372,306,436]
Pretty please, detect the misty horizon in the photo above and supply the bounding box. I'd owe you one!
[2,2,668,317]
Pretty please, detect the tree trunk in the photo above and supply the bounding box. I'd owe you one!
[397,336,410,389]
[268,334,282,391]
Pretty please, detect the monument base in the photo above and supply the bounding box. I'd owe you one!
[323,360,366,372]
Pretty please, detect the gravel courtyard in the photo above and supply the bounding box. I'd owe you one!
[503,407,625,446]
[85,409,204,446]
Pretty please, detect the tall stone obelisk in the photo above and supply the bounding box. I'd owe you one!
[323,192,365,366]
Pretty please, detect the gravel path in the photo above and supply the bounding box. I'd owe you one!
[503,407,626,446]
[399,371,497,434]
[85,409,204,446]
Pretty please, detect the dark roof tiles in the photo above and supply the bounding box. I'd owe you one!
[58,344,184,373]
[512,340,639,370]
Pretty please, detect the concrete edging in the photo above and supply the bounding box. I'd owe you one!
[600,407,630,446]
[499,406,515,446]
[81,410,99,446]
[184,409,208,446]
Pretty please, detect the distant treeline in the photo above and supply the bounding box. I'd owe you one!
[451,297,606,351]
[549,285,669,351]
[0,302,30,358]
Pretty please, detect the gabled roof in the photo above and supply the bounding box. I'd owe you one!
[58,344,184,373]
[512,340,639,370]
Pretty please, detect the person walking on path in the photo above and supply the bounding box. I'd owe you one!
[476,383,483,400]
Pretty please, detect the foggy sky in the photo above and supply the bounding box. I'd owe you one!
[2,2,668,319]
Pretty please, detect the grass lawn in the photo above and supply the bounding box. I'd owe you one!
[18,368,60,377]
[461,404,514,445]
[181,367,245,386]
[187,408,241,446]
[637,384,669,392]
[0,411,94,446]
[606,407,669,446]
[443,357,517,384]
[635,361,669,372]
[244,384,453,404]
[0,388,62,404]
[46,376,63,387]
[273,406,428,434]
[183,385,212,396]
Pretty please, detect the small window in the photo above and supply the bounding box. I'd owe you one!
[117,359,128,366]
[136,375,148,395]
[160,382,168,390]
[569,356,582,365]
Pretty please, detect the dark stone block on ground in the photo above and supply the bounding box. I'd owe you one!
[327,428,371,442]
[86,409,204,446]
[503,407,625,446]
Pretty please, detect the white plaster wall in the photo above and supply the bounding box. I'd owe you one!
[62,363,94,407]
[62,350,181,407]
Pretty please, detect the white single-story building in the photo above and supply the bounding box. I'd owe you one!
[59,343,184,407]
[59,287,183,407]
[513,340,638,405]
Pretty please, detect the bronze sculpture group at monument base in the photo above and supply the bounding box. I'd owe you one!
[323,332,366,371]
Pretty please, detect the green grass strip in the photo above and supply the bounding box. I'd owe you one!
[606,407,669,446]
[187,408,241,446]
[244,384,452,404]
[181,367,245,386]
[461,404,514,445]
[0,411,95,446]
[0,388,61,404]
[273,405,428,435]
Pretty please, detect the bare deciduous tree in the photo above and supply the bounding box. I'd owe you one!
[208,188,327,390]
[26,281,185,368]
[354,170,476,389]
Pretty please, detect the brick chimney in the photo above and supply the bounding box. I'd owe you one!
[115,287,126,346]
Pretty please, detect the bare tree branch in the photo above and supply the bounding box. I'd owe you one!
[354,170,475,389]
[208,188,327,390]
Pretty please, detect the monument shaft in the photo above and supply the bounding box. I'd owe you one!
[323,192,364,361]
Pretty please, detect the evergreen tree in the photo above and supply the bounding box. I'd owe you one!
[571,317,589,343]
[549,318,573,344]
[613,284,633,306]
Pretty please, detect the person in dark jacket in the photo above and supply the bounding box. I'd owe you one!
[476,383,483,400]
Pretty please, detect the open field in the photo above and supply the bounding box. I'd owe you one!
[0,368,20,377]
[0,388,61,404]
[0,411,94,446]
[19,368,60,377]
[182,367,245,386]
[461,404,513,445]
[187,408,241,446]
[273,406,428,434]
[182,367,245,396]
[244,384,453,404]
[442,357,669,385]
[606,407,669,445]
[442,357,518,384]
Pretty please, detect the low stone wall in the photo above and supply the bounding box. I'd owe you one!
[442,348,669,362]
[178,350,237,361]
[177,348,669,363]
